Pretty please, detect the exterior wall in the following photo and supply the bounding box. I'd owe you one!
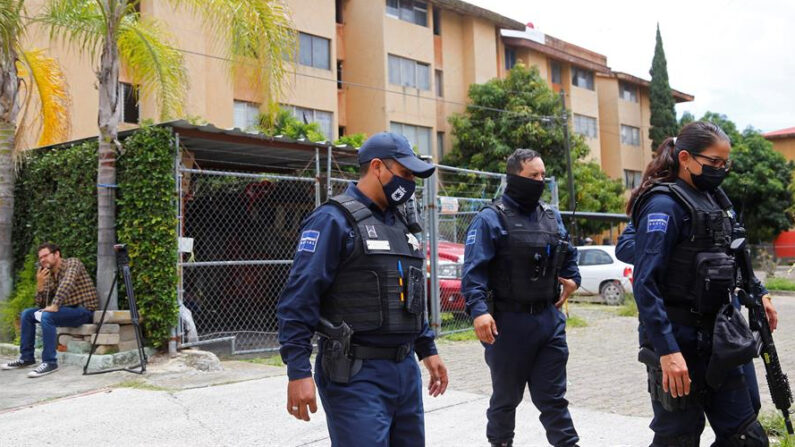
[383,5,436,142]
[340,0,387,138]
[596,76,621,179]
[771,138,795,162]
[569,74,601,163]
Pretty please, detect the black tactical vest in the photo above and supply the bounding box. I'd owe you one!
[320,194,426,335]
[631,181,735,314]
[487,199,564,303]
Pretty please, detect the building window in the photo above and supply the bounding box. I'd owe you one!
[505,47,517,70]
[624,170,643,189]
[435,69,443,97]
[234,100,260,131]
[550,61,562,84]
[432,6,441,35]
[298,32,330,70]
[619,81,638,102]
[573,114,597,138]
[388,54,431,90]
[436,131,444,156]
[620,124,641,146]
[390,122,432,156]
[386,0,427,27]
[285,105,334,139]
[571,66,594,90]
[120,82,139,124]
[335,0,343,24]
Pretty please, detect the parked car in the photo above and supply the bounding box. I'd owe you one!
[427,241,467,313]
[574,245,633,305]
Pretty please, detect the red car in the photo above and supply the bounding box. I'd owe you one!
[427,241,467,313]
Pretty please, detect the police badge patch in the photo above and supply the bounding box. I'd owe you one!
[406,233,420,251]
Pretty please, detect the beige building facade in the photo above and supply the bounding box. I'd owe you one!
[19,0,693,188]
[764,127,795,162]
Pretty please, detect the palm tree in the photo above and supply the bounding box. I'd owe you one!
[0,0,71,301]
[39,0,294,308]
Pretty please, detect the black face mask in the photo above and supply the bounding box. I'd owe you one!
[691,164,728,191]
[504,174,545,210]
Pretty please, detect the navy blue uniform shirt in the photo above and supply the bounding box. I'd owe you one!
[277,183,437,380]
[461,194,581,319]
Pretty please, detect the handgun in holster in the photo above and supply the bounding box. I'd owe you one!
[316,317,362,384]
[638,346,700,412]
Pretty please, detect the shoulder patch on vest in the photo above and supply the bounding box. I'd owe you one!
[297,230,320,253]
[466,229,477,245]
[647,213,670,233]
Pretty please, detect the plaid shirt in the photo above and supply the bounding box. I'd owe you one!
[36,258,99,310]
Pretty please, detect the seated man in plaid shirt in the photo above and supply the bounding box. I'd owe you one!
[1,243,99,378]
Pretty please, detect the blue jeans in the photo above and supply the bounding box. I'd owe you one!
[20,306,93,365]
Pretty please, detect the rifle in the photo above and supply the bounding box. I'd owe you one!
[732,236,793,433]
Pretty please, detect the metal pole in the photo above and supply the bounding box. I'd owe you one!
[314,148,321,207]
[427,170,441,333]
[326,144,333,200]
[559,90,577,236]
[171,131,181,356]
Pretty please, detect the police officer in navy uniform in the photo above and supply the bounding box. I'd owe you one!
[277,132,448,446]
[462,148,581,447]
[616,222,778,419]
[629,121,771,446]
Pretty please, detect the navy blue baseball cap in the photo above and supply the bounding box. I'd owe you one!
[358,132,436,178]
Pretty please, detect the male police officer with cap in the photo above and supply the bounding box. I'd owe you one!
[277,132,448,446]
[462,148,581,447]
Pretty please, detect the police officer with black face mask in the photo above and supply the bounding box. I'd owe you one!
[277,132,449,446]
[628,121,770,446]
[461,148,582,447]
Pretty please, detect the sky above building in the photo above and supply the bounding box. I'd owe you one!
[468,0,794,133]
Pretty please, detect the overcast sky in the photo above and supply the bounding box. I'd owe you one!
[467,0,794,133]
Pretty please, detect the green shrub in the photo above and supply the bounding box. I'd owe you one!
[0,253,37,343]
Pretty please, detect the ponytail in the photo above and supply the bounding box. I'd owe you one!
[626,137,679,214]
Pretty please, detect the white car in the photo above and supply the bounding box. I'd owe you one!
[574,245,633,305]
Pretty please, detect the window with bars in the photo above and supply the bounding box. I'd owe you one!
[550,61,562,84]
[388,54,431,90]
[573,114,597,138]
[284,105,334,139]
[233,100,260,131]
[571,66,594,90]
[298,32,330,70]
[390,122,432,156]
[624,170,643,189]
[621,124,641,146]
[386,0,428,27]
[619,81,639,102]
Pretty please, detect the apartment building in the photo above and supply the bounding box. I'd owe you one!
[20,0,693,187]
[764,127,795,162]
[500,26,693,187]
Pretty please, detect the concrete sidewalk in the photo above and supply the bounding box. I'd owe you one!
[0,369,713,446]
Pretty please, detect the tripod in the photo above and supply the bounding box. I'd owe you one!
[83,244,148,375]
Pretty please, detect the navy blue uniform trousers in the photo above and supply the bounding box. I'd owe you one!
[315,348,424,447]
[648,323,757,445]
[484,305,578,446]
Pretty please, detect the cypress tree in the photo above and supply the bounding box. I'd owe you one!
[649,24,679,150]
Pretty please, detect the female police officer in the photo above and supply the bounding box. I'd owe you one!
[629,121,768,446]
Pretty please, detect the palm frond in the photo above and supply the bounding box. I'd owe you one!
[169,0,296,105]
[16,49,71,146]
[36,0,106,61]
[0,0,24,57]
[118,15,187,120]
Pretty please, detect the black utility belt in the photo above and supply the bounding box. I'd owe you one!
[493,300,552,315]
[349,343,413,362]
[665,305,717,328]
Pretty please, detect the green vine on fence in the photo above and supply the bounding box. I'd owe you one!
[6,126,178,348]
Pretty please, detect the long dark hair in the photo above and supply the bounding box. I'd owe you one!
[626,121,730,213]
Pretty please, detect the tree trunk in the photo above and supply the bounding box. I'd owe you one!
[0,47,20,302]
[96,1,124,309]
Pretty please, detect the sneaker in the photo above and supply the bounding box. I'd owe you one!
[1,359,36,370]
[27,362,58,378]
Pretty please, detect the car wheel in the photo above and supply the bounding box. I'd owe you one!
[600,281,624,306]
